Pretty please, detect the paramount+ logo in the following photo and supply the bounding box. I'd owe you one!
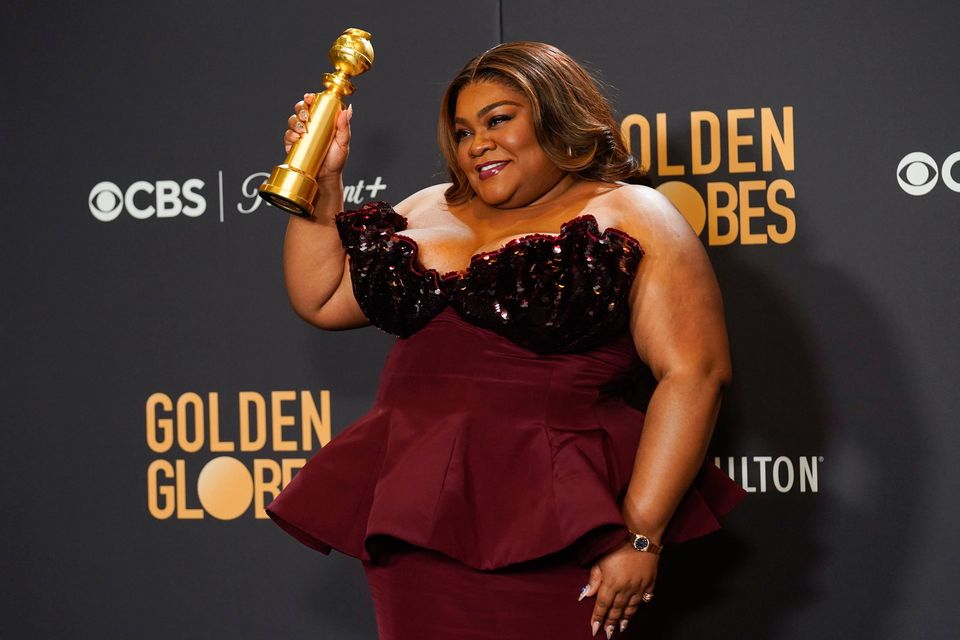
[145,390,330,520]
[896,151,960,196]
[621,106,796,245]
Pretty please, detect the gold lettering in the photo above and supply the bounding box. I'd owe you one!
[239,391,267,451]
[690,111,721,174]
[146,392,173,453]
[176,392,205,453]
[253,459,282,519]
[175,459,203,519]
[738,180,768,245]
[271,390,298,452]
[147,459,175,519]
[761,107,795,172]
[208,391,235,452]
[767,179,796,243]
[727,108,756,173]
[656,113,684,176]
[301,390,331,449]
[707,182,738,245]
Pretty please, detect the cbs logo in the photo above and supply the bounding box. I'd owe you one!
[896,152,960,196]
[89,179,207,221]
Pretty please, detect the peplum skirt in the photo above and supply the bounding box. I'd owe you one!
[267,309,745,636]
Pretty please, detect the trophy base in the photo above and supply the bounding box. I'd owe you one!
[258,164,318,217]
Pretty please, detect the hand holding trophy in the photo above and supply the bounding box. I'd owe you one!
[259,28,374,217]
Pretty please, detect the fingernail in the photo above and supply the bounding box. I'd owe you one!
[295,122,305,132]
[605,625,614,639]
[620,620,629,632]
[578,585,589,601]
[299,110,309,121]
[591,621,600,637]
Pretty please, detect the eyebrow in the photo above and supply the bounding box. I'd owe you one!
[454,100,521,124]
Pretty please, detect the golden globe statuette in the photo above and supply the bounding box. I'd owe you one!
[258,28,374,217]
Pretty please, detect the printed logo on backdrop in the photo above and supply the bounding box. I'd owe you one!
[88,173,387,223]
[621,106,796,245]
[896,151,960,196]
[715,454,822,493]
[145,390,330,520]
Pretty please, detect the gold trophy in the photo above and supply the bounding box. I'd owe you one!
[259,28,374,216]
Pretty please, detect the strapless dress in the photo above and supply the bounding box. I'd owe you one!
[267,201,744,571]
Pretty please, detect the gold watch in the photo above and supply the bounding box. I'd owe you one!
[626,531,662,554]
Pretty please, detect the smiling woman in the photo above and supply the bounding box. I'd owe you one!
[268,41,745,640]
[438,41,649,207]
[452,81,570,208]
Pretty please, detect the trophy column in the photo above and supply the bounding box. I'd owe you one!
[259,28,374,217]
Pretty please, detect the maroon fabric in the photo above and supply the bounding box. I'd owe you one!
[267,307,745,570]
[364,543,647,640]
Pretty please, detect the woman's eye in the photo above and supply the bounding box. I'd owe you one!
[488,115,511,127]
[455,129,471,141]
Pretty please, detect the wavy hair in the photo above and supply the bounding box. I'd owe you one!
[438,41,649,204]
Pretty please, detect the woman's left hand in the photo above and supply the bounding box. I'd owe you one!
[581,542,658,637]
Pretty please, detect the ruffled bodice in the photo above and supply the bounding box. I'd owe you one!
[267,201,744,569]
[334,201,643,353]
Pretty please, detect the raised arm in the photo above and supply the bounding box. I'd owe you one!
[281,94,369,330]
[586,185,731,637]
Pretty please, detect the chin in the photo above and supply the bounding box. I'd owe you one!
[483,195,523,209]
[473,186,515,208]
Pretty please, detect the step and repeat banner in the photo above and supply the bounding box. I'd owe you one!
[4,1,958,638]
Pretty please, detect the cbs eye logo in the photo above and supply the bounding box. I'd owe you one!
[897,152,960,196]
[88,179,206,221]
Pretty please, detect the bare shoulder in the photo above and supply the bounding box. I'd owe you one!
[605,184,703,257]
[394,183,451,222]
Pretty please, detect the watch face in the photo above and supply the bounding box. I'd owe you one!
[633,535,650,552]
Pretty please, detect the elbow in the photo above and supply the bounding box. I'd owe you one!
[712,356,733,391]
[702,350,733,394]
[657,355,731,394]
[288,294,369,331]
[290,301,339,331]
[287,293,335,330]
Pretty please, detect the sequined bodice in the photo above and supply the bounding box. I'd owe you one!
[336,201,644,353]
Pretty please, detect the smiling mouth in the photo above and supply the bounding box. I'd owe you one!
[476,161,509,180]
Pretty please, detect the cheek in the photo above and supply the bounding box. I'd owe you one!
[455,145,474,177]
[512,132,551,168]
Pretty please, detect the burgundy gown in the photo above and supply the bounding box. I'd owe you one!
[267,201,745,639]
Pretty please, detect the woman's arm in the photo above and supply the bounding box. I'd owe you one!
[586,185,731,637]
[281,96,369,330]
[620,185,731,543]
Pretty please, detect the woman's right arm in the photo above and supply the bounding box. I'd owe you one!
[282,94,370,330]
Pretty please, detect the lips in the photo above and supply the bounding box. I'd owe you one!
[476,160,509,180]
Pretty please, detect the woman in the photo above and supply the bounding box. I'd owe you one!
[267,42,744,639]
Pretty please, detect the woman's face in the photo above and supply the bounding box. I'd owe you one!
[453,81,567,209]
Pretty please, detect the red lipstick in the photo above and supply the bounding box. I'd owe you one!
[477,160,509,180]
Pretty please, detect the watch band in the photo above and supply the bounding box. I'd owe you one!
[626,531,662,554]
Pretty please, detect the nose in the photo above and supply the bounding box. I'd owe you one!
[469,132,494,157]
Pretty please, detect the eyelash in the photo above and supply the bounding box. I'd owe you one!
[455,114,512,141]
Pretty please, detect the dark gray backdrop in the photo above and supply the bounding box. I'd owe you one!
[3,1,958,638]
